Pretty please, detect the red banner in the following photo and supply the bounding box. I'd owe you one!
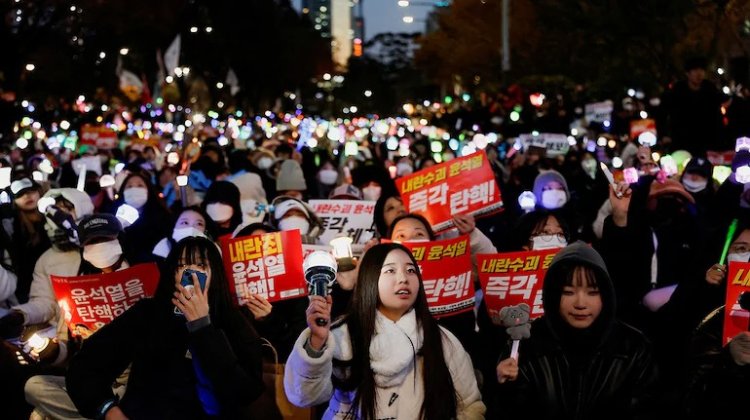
[397,151,503,232]
[723,261,750,345]
[80,124,118,149]
[477,249,560,325]
[51,263,159,338]
[401,235,474,317]
[221,230,306,304]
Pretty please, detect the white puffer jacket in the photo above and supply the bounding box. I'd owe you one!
[284,310,486,419]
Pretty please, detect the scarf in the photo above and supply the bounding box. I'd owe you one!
[368,309,423,388]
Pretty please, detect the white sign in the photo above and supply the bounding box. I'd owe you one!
[308,199,376,247]
[585,100,614,124]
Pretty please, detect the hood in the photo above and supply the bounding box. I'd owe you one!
[45,188,95,220]
[542,241,616,344]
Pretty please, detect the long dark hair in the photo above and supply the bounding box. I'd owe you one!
[116,171,170,216]
[155,236,235,324]
[339,242,458,419]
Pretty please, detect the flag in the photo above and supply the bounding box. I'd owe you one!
[120,70,143,102]
[153,49,165,101]
[115,55,123,77]
[164,35,181,76]
[226,68,240,96]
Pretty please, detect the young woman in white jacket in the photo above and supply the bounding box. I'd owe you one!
[284,242,486,419]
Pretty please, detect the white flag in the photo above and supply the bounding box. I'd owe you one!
[164,35,181,76]
[226,68,240,96]
[119,70,143,93]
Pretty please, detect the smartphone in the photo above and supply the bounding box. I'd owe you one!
[181,269,207,291]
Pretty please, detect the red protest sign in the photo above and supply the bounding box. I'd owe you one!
[477,249,560,325]
[51,263,159,338]
[629,118,657,141]
[397,151,503,232]
[723,261,750,345]
[80,124,118,149]
[221,230,306,304]
[401,235,474,317]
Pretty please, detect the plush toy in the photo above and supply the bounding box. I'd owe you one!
[499,303,532,340]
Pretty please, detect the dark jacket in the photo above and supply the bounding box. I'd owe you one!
[684,307,750,419]
[66,299,264,419]
[496,242,659,420]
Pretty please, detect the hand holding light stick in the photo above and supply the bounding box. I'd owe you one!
[600,162,622,198]
[719,219,739,266]
[176,175,189,207]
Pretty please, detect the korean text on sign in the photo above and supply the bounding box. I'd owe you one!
[308,199,377,245]
[221,230,306,304]
[51,263,160,337]
[478,249,560,324]
[402,234,474,317]
[397,151,503,232]
[723,261,750,345]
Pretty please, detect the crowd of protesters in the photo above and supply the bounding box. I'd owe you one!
[0,56,747,419]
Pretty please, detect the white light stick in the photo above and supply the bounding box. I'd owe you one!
[511,340,520,360]
[0,167,11,189]
[600,162,622,198]
[76,164,87,192]
[99,175,115,200]
[176,175,189,207]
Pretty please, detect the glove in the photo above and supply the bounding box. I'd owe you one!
[0,310,25,339]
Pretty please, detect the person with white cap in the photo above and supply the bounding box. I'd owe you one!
[270,196,323,244]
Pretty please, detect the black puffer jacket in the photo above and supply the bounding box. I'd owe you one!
[496,242,660,420]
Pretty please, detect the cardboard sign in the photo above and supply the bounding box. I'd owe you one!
[397,151,503,232]
[723,261,750,345]
[80,124,118,149]
[477,249,560,324]
[585,100,614,124]
[51,263,159,338]
[519,133,569,157]
[629,118,657,141]
[221,230,306,304]
[401,235,475,317]
[308,199,377,245]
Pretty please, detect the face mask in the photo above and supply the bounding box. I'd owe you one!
[683,178,708,193]
[83,240,122,269]
[396,163,413,177]
[172,227,206,243]
[123,187,148,208]
[206,203,234,223]
[278,216,310,234]
[532,234,567,250]
[362,185,382,201]
[318,169,338,186]
[728,252,750,263]
[257,157,273,170]
[541,189,567,209]
[581,159,597,179]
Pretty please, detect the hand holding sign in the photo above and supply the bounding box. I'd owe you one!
[729,331,750,366]
[452,213,476,235]
[245,294,273,321]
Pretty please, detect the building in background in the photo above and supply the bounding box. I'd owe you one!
[302,0,364,71]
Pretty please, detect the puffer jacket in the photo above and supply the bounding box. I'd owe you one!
[496,242,660,420]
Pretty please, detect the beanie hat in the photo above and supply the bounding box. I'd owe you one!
[532,170,570,203]
[276,159,307,192]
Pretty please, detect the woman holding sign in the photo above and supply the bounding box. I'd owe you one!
[495,242,659,419]
[65,236,264,419]
[285,242,485,419]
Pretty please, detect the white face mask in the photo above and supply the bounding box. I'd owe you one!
[83,239,122,269]
[318,169,338,186]
[362,185,382,201]
[172,226,206,243]
[278,216,310,234]
[257,157,273,170]
[727,252,750,263]
[532,234,567,250]
[396,163,413,177]
[541,189,567,210]
[123,187,148,209]
[206,203,234,223]
[683,178,708,193]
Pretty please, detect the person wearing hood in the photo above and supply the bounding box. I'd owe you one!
[114,171,171,264]
[275,159,307,201]
[226,149,269,225]
[532,169,584,241]
[201,181,243,238]
[680,156,718,231]
[314,160,340,199]
[152,206,218,260]
[495,242,659,419]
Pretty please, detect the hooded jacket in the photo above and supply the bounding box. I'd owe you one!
[496,242,659,420]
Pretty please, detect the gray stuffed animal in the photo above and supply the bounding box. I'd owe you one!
[499,303,532,340]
